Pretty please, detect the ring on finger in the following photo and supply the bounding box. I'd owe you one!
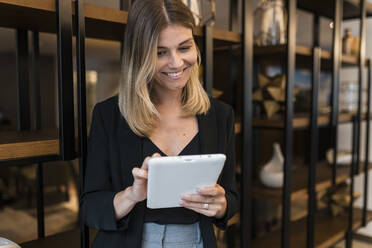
[203,203,209,210]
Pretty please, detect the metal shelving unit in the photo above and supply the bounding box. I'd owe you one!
[245,0,372,248]
[1,0,372,248]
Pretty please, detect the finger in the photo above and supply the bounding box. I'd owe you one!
[132,167,148,180]
[181,194,219,204]
[141,153,161,171]
[197,184,225,196]
[182,205,216,217]
[152,153,161,157]
[141,156,151,170]
[180,200,219,211]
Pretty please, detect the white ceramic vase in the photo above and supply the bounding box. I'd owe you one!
[260,142,284,188]
[254,0,287,46]
[0,237,20,248]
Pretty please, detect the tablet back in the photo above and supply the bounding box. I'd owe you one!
[147,154,226,209]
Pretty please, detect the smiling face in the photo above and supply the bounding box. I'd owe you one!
[152,24,198,94]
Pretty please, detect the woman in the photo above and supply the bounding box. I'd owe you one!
[81,0,239,247]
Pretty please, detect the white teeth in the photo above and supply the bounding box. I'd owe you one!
[166,71,182,77]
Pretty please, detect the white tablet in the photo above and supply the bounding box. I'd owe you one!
[147,154,226,209]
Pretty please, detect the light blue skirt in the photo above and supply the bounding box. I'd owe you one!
[142,222,204,248]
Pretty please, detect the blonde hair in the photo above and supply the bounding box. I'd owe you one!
[118,0,210,137]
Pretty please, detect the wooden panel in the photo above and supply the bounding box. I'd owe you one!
[212,29,241,43]
[0,0,55,11]
[234,122,241,134]
[254,45,359,67]
[251,161,372,204]
[0,129,59,160]
[0,139,59,160]
[252,209,372,248]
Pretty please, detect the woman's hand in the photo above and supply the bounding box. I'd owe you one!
[179,184,227,219]
[129,153,161,203]
[113,153,160,220]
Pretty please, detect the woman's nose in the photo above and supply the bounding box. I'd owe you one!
[168,52,183,68]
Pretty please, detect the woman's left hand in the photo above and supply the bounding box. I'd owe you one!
[180,184,227,219]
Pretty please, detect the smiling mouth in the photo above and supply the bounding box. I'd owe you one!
[162,67,188,79]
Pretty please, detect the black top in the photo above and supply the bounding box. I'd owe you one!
[81,96,239,248]
[143,133,201,224]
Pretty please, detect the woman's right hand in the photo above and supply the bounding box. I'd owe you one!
[129,153,161,203]
[114,153,161,220]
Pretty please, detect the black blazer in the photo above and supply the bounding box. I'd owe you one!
[81,95,239,248]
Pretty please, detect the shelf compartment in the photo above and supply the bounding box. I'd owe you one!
[251,113,369,129]
[0,0,241,44]
[297,0,372,20]
[251,161,371,204]
[254,45,360,67]
[252,208,372,248]
[0,129,59,160]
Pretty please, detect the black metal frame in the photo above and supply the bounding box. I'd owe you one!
[36,162,45,238]
[16,29,31,131]
[313,15,320,47]
[356,0,366,175]
[32,31,41,131]
[363,59,372,226]
[227,0,238,108]
[282,0,296,247]
[75,0,89,247]
[241,0,254,247]
[305,11,322,248]
[32,29,46,239]
[346,116,358,248]
[56,0,75,161]
[307,47,321,248]
[331,0,343,186]
[203,25,213,96]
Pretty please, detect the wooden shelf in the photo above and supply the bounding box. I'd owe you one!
[254,45,361,67]
[0,0,241,44]
[251,161,372,204]
[297,0,372,20]
[234,122,241,134]
[0,129,59,160]
[251,113,369,129]
[252,208,372,248]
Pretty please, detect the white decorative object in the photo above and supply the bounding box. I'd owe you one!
[254,0,287,46]
[181,0,215,26]
[182,0,202,25]
[0,237,20,248]
[326,149,352,166]
[260,142,284,188]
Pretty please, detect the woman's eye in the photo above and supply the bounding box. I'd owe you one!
[179,46,191,52]
[157,50,166,56]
